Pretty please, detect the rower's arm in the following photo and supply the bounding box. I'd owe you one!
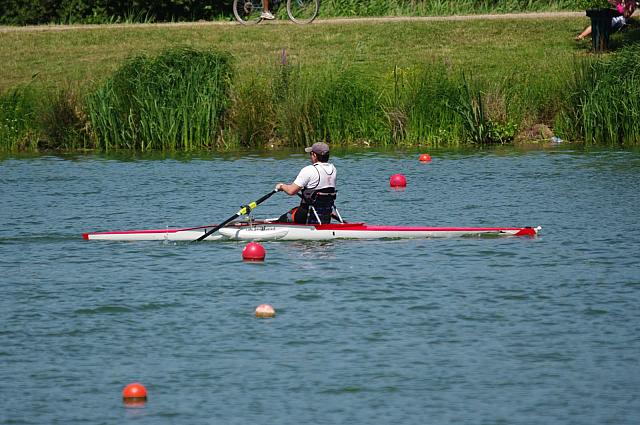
[276,183,301,196]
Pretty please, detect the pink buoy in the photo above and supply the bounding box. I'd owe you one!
[419,153,431,162]
[242,242,266,261]
[255,304,276,318]
[389,173,407,188]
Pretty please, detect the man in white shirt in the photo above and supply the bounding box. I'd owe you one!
[275,142,337,224]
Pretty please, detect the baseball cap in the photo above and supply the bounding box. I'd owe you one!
[304,142,330,155]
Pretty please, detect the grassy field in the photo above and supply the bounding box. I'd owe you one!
[1,15,638,150]
[0,16,588,92]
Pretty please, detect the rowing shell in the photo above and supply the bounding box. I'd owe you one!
[83,221,542,241]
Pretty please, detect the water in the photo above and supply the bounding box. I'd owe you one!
[1,148,639,425]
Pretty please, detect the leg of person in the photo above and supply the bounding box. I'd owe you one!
[292,206,310,224]
[261,0,275,19]
[576,25,592,40]
[277,207,294,223]
[278,207,307,223]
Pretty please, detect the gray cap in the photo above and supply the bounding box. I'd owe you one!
[304,142,330,155]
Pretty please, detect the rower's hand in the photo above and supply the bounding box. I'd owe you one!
[275,183,283,192]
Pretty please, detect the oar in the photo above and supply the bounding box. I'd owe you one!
[195,189,279,242]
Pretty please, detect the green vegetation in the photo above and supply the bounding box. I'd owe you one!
[85,48,232,150]
[320,0,577,17]
[556,43,640,146]
[1,1,579,25]
[0,85,39,150]
[0,0,233,25]
[1,16,639,151]
[576,0,611,9]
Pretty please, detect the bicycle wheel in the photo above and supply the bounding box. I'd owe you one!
[286,0,319,24]
[233,0,263,25]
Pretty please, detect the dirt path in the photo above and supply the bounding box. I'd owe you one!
[0,12,584,33]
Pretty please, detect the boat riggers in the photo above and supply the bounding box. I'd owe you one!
[238,202,257,216]
[278,189,343,224]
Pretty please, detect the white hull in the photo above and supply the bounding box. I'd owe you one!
[84,222,541,241]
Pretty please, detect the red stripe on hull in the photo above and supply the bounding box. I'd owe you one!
[514,227,537,236]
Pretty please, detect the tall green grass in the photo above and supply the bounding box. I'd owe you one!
[227,51,322,149]
[243,60,520,148]
[230,57,389,148]
[271,53,321,148]
[85,47,232,151]
[394,65,466,145]
[0,82,87,151]
[0,85,39,150]
[557,43,640,146]
[314,67,388,144]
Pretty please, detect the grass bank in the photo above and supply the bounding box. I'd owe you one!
[1,16,639,150]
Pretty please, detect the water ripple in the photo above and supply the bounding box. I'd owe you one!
[1,149,639,425]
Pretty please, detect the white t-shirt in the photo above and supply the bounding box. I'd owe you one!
[293,162,336,190]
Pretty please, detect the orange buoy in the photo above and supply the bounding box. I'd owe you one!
[389,173,407,188]
[255,304,276,318]
[242,242,266,261]
[419,153,431,162]
[122,383,147,403]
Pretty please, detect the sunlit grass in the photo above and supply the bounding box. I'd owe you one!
[0,18,587,93]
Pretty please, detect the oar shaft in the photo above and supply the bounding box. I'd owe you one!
[195,189,278,242]
[195,214,239,242]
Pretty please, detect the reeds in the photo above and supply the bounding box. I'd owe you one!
[313,67,388,144]
[85,47,233,151]
[230,58,388,148]
[255,58,520,148]
[557,43,640,146]
[387,64,464,145]
[0,86,38,151]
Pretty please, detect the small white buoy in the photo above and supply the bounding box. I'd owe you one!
[255,304,276,318]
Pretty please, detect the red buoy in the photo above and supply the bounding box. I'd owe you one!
[419,153,431,162]
[389,174,407,188]
[122,383,147,402]
[242,242,266,261]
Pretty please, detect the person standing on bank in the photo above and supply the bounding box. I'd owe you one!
[275,142,337,224]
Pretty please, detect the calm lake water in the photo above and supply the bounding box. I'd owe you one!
[1,147,639,425]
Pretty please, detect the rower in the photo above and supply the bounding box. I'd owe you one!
[275,142,343,224]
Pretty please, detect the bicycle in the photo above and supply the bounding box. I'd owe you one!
[233,0,319,25]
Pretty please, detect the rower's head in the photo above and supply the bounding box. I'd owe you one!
[305,142,330,163]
